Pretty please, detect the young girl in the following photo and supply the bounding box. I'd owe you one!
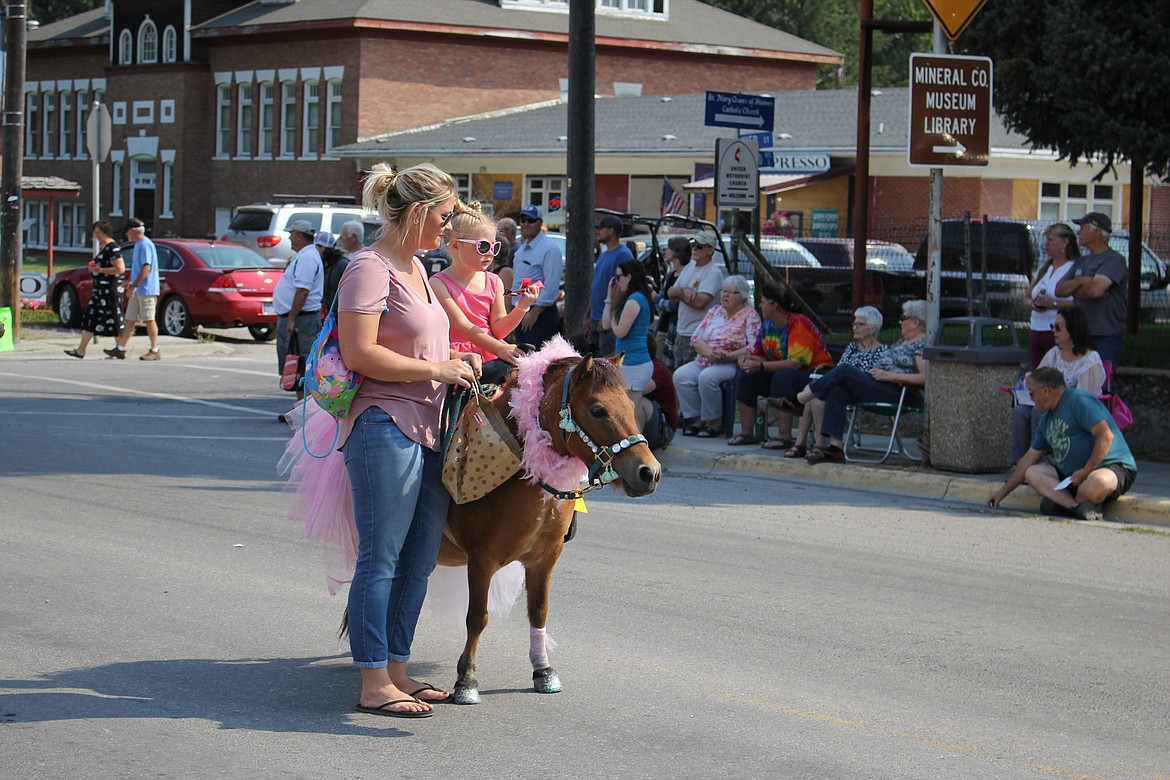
[601,258,655,426]
[431,202,539,385]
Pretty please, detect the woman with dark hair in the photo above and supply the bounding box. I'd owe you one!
[602,258,656,414]
[730,281,832,447]
[64,221,125,359]
[653,237,691,367]
[1009,306,1105,464]
[1024,223,1080,368]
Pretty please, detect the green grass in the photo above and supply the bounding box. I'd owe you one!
[21,254,89,275]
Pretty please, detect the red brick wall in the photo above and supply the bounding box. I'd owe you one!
[870,175,1019,248]
[1148,186,1170,257]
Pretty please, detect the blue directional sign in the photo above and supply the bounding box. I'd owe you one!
[739,131,774,168]
[705,91,775,131]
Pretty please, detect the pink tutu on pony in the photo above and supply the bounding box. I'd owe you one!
[277,399,356,595]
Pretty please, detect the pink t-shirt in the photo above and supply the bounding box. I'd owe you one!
[337,249,451,451]
[433,270,501,361]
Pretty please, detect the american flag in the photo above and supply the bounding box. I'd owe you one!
[660,177,686,216]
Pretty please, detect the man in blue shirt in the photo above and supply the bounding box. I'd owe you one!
[585,214,633,356]
[511,204,563,349]
[104,217,162,361]
[989,367,1137,521]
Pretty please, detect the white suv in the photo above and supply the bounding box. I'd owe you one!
[221,197,374,266]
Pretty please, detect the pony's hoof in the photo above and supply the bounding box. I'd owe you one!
[451,686,480,705]
[533,667,563,694]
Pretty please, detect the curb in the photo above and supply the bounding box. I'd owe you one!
[3,334,243,361]
[659,444,1170,529]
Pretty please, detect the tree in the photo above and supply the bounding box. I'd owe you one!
[703,0,931,88]
[959,0,1170,180]
[29,0,102,26]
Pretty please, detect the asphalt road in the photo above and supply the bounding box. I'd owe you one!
[1,351,1168,779]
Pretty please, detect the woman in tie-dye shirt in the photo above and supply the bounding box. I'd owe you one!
[730,281,832,448]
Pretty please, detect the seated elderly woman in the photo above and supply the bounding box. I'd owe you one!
[786,305,888,458]
[804,299,928,464]
[1010,306,1104,464]
[729,281,833,447]
[673,275,760,437]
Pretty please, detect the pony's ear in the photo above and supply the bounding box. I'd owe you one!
[610,351,625,367]
[580,354,594,376]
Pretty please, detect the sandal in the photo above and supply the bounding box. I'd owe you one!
[783,444,807,458]
[805,445,844,464]
[760,438,795,451]
[682,425,701,437]
[694,426,723,438]
[64,349,85,359]
[727,434,759,446]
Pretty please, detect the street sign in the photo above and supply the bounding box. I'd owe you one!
[739,131,774,168]
[714,137,759,210]
[85,102,112,162]
[705,91,774,131]
[761,152,831,175]
[921,0,988,40]
[908,53,992,168]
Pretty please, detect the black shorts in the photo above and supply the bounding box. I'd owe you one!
[1103,463,1137,502]
[642,399,674,451]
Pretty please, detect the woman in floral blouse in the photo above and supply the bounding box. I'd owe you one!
[673,275,760,437]
[730,281,833,447]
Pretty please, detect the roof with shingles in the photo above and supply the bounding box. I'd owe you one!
[27,8,107,43]
[29,0,842,63]
[335,88,1034,158]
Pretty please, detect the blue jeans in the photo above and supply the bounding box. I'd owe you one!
[344,406,449,667]
[1091,333,1124,377]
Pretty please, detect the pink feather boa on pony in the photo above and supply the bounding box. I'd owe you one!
[508,335,589,498]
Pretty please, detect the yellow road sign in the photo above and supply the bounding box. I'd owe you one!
[922,0,989,40]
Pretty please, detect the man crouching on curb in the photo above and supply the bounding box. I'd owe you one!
[988,367,1137,521]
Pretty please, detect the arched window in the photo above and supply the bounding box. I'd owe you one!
[138,18,158,64]
[162,26,177,63]
[118,30,133,65]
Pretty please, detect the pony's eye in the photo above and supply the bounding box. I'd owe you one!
[589,405,608,419]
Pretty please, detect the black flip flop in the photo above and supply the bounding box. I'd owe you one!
[355,699,433,719]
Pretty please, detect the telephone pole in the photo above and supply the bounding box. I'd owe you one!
[1,0,27,341]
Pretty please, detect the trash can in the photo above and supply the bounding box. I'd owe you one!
[924,316,1027,473]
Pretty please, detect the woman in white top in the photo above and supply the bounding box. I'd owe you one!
[1010,306,1105,464]
[1025,223,1079,368]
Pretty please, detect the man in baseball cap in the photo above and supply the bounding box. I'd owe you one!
[1056,212,1127,367]
[587,215,633,354]
[104,217,162,361]
[666,229,724,367]
[512,204,563,348]
[272,220,325,410]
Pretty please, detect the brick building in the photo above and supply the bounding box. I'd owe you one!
[21,0,841,255]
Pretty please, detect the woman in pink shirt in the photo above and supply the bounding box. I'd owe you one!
[338,162,479,719]
[430,201,539,385]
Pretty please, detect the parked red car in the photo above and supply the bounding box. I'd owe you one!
[48,239,283,340]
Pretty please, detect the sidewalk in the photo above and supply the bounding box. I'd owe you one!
[2,325,244,360]
[658,427,1170,529]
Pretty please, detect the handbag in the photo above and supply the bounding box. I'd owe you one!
[280,331,303,391]
[440,381,523,504]
[1102,393,1134,431]
[303,305,364,419]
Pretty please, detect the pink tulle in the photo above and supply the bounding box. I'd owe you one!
[508,335,589,497]
[277,400,357,595]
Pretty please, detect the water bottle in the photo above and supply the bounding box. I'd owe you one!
[754,397,767,441]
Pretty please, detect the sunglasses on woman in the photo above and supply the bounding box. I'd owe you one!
[457,238,502,256]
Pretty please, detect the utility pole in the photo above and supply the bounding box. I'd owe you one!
[564,0,594,345]
[1,0,26,342]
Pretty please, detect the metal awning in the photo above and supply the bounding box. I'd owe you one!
[683,166,854,194]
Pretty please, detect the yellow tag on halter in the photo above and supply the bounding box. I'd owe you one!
[573,497,588,513]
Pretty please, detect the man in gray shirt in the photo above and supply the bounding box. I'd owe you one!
[1055,212,1127,369]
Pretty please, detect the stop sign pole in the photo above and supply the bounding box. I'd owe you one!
[86,101,112,254]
